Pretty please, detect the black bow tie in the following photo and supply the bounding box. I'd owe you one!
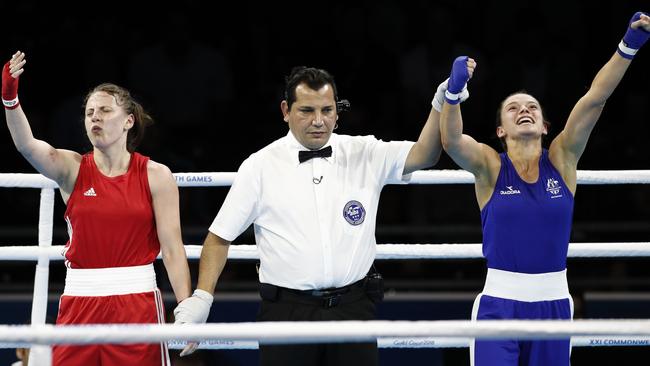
[298,146,332,163]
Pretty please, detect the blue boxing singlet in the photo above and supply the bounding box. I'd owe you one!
[480,149,574,273]
[472,149,575,366]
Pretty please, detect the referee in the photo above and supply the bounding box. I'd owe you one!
[174,66,469,365]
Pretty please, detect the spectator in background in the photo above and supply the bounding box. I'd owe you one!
[127,10,233,170]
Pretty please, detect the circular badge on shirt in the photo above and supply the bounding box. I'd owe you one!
[343,200,366,226]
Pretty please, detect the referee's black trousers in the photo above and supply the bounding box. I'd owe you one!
[256,282,378,366]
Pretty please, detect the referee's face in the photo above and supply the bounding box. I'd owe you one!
[282,83,338,150]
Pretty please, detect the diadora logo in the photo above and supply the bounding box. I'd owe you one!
[546,178,563,198]
[499,186,521,195]
[83,187,97,197]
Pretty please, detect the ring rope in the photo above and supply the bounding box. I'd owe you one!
[2,336,649,350]
[0,320,648,346]
[3,170,650,188]
[2,243,650,261]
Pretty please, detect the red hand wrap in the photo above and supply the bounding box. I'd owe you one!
[2,62,20,109]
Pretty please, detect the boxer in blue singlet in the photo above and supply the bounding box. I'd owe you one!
[439,11,650,366]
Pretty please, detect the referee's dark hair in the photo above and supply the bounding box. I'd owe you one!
[283,66,339,111]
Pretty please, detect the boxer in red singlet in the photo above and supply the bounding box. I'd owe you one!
[3,51,192,365]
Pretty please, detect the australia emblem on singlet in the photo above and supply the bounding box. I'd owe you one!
[546,178,563,198]
[343,200,366,226]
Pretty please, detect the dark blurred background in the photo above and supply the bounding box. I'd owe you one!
[1,0,650,364]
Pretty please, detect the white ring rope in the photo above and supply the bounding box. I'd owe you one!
[3,170,650,188]
[0,320,648,347]
[2,243,650,261]
[0,174,58,188]
[2,334,648,349]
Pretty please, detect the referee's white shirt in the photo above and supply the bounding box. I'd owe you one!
[209,131,414,290]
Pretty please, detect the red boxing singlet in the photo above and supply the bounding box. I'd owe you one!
[63,152,160,268]
[55,152,169,366]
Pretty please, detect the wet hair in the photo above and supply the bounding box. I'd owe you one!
[495,90,551,151]
[84,83,153,152]
[283,66,338,110]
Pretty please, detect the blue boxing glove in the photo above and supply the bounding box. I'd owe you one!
[618,12,650,59]
[444,56,471,105]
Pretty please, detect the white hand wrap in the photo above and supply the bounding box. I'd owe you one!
[2,96,19,109]
[431,78,470,112]
[618,40,639,58]
[174,289,213,324]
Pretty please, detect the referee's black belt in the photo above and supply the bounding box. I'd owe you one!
[260,279,366,308]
